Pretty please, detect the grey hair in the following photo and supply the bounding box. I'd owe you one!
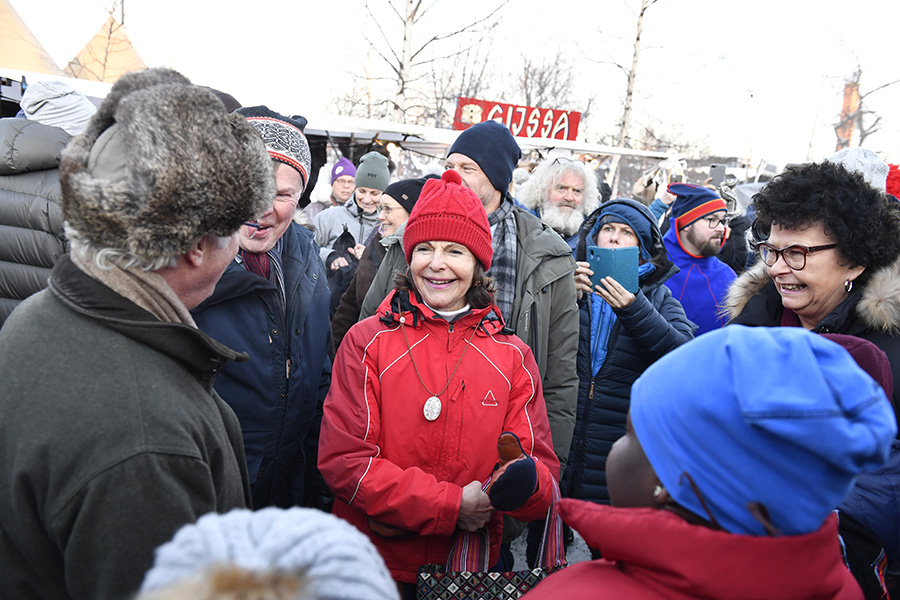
[517,158,600,216]
[66,223,233,271]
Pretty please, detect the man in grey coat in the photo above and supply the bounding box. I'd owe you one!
[0,68,273,600]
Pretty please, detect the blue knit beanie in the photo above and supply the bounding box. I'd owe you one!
[631,326,896,536]
[448,120,522,194]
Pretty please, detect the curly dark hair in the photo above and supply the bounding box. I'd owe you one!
[751,161,900,283]
[393,261,496,310]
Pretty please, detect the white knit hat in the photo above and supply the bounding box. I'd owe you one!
[827,147,889,191]
[140,507,398,600]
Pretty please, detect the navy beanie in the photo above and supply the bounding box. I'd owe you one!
[631,326,896,536]
[448,121,522,194]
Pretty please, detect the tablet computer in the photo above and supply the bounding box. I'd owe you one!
[587,245,639,294]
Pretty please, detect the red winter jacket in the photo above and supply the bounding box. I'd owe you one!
[525,500,862,600]
[319,290,560,583]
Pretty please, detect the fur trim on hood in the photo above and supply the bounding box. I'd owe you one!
[60,68,274,261]
[725,256,900,334]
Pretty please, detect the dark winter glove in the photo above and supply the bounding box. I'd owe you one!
[486,431,538,512]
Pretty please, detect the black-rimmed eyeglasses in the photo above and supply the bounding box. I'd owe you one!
[756,241,837,270]
[700,216,730,229]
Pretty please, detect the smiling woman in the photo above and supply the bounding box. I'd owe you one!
[318,169,560,595]
[726,160,900,420]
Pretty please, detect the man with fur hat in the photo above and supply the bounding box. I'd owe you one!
[359,121,579,559]
[662,182,737,335]
[192,106,333,512]
[0,68,269,599]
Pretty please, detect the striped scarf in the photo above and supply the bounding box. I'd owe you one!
[487,197,517,323]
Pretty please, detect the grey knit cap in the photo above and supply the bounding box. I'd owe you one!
[139,507,399,600]
[355,151,391,191]
[60,68,274,261]
[827,147,889,191]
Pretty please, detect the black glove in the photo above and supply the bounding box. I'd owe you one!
[487,431,537,512]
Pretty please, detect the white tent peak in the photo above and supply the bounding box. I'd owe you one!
[0,0,65,75]
[64,13,147,83]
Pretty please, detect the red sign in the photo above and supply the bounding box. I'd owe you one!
[453,97,581,141]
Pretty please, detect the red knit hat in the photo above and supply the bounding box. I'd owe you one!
[403,169,493,270]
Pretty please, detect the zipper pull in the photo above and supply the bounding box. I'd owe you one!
[588,380,594,400]
[286,358,291,380]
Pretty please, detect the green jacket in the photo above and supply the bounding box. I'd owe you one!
[0,256,251,600]
[360,206,579,471]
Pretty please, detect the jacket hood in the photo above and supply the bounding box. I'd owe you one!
[0,119,70,175]
[577,199,675,287]
[725,254,900,334]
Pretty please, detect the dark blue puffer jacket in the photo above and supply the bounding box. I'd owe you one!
[562,200,695,504]
[192,223,332,509]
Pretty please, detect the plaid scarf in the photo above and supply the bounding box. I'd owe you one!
[487,196,517,323]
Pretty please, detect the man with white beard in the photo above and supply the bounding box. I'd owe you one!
[517,157,600,253]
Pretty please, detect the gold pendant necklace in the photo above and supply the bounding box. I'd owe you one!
[401,319,476,422]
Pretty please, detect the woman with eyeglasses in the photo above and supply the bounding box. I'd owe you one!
[331,175,437,357]
[726,160,900,417]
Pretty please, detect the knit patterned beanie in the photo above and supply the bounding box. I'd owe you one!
[403,169,493,270]
[447,120,521,194]
[667,182,727,230]
[238,105,311,192]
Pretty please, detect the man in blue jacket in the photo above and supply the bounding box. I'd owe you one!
[193,106,333,510]
[662,183,737,335]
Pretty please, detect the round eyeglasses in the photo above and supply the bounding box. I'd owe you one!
[756,241,837,270]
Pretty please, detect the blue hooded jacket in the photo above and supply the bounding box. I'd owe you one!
[662,222,737,335]
[563,200,694,503]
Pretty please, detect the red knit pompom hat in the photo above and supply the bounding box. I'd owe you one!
[403,169,493,270]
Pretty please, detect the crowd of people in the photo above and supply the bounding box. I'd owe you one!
[0,67,898,600]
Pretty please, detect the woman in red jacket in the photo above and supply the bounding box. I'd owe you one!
[318,170,559,595]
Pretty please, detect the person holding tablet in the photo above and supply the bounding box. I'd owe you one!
[564,199,693,542]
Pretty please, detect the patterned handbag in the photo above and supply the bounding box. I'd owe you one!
[416,479,566,600]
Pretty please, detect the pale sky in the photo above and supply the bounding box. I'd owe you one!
[10,0,900,166]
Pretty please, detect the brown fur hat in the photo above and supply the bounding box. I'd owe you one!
[60,68,274,261]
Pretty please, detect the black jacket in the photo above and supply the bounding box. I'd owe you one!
[563,200,694,503]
